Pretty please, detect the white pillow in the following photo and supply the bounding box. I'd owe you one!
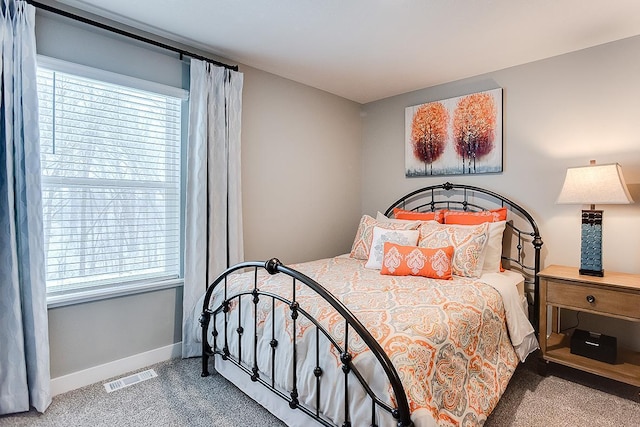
[482,221,507,273]
[365,226,420,270]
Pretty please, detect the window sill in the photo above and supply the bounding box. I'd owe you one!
[46,278,184,309]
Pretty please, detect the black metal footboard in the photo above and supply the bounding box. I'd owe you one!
[200,258,413,427]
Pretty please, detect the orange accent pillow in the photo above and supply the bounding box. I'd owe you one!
[380,242,454,279]
[443,207,507,224]
[393,207,445,223]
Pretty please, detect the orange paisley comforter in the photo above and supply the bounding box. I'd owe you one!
[210,255,520,427]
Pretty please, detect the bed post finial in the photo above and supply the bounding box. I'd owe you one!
[443,182,454,191]
[265,258,282,275]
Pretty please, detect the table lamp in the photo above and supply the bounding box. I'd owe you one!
[556,160,633,276]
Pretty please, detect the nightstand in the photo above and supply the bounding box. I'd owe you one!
[538,265,640,387]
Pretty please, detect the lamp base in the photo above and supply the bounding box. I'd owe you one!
[579,209,603,277]
[579,268,604,277]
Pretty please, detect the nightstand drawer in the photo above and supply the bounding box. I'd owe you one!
[546,280,640,320]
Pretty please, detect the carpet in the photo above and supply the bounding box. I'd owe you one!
[1,352,638,426]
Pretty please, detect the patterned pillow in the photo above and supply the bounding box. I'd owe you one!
[417,222,490,278]
[393,207,445,223]
[380,242,454,279]
[444,209,507,274]
[365,227,420,270]
[350,215,419,260]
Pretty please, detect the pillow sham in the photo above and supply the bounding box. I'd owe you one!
[350,215,419,260]
[365,227,420,270]
[380,242,454,279]
[443,208,507,273]
[443,207,507,224]
[417,222,490,278]
[393,207,445,223]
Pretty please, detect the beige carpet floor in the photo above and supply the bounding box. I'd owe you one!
[1,352,638,426]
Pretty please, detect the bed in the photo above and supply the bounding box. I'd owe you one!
[198,182,543,427]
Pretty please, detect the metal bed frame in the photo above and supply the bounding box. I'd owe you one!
[200,182,543,427]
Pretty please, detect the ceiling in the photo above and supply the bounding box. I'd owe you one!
[54,0,640,104]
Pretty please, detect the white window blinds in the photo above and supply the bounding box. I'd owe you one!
[37,64,183,294]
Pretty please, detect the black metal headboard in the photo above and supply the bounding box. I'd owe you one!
[384,182,543,330]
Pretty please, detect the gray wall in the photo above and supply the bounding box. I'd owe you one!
[48,288,183,376]
[37,11,362,378]
[361,35,640,351]
[241,66,362,264]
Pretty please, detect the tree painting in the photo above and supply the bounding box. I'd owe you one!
[410,102,448,175]
[405,88,502,177]
[452,92,497,174]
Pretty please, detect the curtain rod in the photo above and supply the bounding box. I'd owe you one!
[26,0,239,71]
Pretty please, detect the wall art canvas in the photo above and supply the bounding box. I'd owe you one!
[405,88,502,177]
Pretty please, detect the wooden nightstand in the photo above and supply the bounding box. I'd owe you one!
[538,265,640,387]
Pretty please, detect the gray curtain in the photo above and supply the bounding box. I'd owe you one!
[0,0,51,414]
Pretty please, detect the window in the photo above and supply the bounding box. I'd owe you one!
[37,58,186,301]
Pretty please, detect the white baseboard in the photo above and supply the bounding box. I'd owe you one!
[50,342,182,396]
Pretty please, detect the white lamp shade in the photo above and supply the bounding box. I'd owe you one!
[557,163,633,205]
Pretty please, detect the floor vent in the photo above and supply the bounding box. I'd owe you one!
[103,369,157,393]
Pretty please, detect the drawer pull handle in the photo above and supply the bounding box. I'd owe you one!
[586,295,595,303]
